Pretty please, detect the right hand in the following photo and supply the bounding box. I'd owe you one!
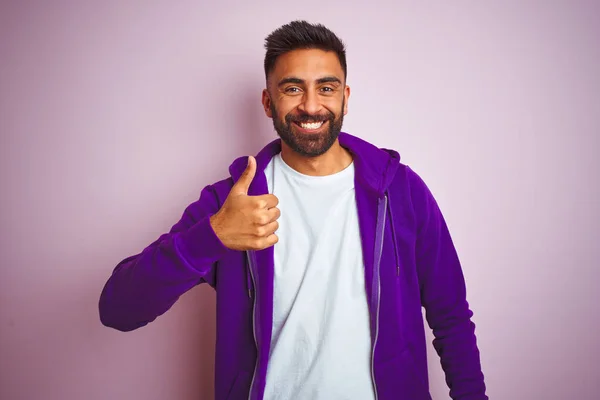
[210,156,280,251]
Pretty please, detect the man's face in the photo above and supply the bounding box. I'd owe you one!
[262,49,350,157]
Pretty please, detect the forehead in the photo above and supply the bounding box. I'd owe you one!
[269,48,344,83]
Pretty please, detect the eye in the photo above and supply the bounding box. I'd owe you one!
[285,87,301,93]
[321,87,334,93]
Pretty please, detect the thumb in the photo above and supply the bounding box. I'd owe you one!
[231,156,256,195]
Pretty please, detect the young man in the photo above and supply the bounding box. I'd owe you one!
[99,20,488,400]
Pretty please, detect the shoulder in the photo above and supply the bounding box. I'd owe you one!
[209,177,235,202]
[177,177,234,224]
[389,163,441,227]
[390,163,433,200]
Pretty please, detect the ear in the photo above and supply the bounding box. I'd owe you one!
[343,85,351,115]
[262,89,273,118]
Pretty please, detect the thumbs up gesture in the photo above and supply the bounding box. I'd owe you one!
[209,156,280,251]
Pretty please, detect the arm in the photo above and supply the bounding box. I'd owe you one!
[408,167,488,400]
[99,184,229,332]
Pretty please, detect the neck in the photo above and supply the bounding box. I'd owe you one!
[280,139,353,176]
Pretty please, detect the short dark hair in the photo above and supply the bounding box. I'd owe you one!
[264,20,347,82]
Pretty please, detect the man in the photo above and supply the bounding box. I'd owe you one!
[99,20,487,400]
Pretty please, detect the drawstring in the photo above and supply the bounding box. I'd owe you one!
[246,252,253,298]
[386,191,401,276]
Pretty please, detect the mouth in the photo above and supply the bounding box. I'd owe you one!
[292,120,328,133]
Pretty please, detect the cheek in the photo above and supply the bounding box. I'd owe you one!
[275,100,298,118]
[324,96,344,109]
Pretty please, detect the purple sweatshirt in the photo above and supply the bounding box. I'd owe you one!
[99,132,488,400]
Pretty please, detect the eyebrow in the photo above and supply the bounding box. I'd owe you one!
[277,76,342,87]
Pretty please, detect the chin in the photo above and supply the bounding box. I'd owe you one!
[290,135,338,157]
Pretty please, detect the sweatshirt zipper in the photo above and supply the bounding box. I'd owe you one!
[247,194,387,400]
[246,251,259,400]
[371,194,387,400]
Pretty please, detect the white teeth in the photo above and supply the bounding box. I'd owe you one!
[299,121,324,130]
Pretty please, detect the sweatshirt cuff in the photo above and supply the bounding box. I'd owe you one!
[175,215,230,271]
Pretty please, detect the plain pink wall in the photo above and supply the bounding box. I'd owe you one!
[1,1,599,399]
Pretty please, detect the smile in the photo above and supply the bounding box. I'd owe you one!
[293,121,326,131]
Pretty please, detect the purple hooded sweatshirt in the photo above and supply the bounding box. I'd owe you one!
[99,132,487,400]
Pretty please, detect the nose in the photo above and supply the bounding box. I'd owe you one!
[297,89,322,115]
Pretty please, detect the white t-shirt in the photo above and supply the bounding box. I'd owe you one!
[263,153,375,400]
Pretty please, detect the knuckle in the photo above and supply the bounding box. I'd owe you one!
[255,214,268,226]
[251,209,263,221]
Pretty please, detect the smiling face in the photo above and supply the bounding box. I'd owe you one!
[262,48,350,157]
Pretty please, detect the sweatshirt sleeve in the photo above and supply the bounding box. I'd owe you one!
[99,184,229,332]
[407,167,488,400]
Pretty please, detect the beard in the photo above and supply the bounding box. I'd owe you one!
[270,98,345,157]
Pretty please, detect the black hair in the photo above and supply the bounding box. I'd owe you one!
[264,20,347,81]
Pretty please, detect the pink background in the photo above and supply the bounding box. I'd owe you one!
[1,1,599,399]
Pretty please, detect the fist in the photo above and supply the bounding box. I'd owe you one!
[210,156,280,251]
